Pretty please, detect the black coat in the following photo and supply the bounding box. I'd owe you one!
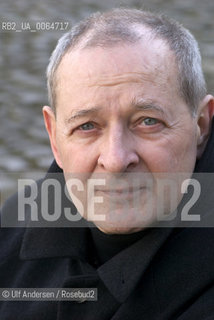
[1,127,214,319]
[0,221,214,320]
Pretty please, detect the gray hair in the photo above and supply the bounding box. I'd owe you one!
[46,8,207,115]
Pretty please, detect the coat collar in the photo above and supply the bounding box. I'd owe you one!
[194,117,214,173]
[97,227,173,303]
[20,226,90,261]
[20,222,174,303]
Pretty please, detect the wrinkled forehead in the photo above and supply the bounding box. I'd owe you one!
[55,39,180,106]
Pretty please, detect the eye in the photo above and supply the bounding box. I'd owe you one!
[79,122,95,131]
[141,117,159,126]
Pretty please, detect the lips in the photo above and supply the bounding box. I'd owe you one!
[95,186,146,194]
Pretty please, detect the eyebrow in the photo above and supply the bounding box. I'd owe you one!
[65,107,103,124]
[131,97,166,115]
[65,99,165,125]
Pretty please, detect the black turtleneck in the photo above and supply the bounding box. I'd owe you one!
[90,226,147,266]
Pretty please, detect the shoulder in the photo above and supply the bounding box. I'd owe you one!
[0,193,28,262]
[0,177,45,260]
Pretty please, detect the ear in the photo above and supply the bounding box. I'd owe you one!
[197,95,214,158]
[43,106,63,169]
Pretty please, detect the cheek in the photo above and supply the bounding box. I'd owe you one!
[169,131,198,170]
[139,134,197,173]
[58,142,99,173]
[140,148,172,172]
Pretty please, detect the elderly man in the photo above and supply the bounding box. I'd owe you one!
[0,8,214,320]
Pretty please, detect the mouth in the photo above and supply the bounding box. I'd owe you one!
[95,186,146,196]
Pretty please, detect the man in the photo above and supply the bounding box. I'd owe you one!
[0,8,214,319]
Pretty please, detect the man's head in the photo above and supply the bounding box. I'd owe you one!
[43,8,214,234]
[46,8,208,114]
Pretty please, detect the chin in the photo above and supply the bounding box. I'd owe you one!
[94,223,144,235]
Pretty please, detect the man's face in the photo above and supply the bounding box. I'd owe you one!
[44,39,202,234]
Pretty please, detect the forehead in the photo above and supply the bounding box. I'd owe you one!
[55,39,179,107]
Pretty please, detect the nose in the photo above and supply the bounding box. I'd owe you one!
[97,127,139,173]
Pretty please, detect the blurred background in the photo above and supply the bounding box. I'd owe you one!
[0,0,214,203]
